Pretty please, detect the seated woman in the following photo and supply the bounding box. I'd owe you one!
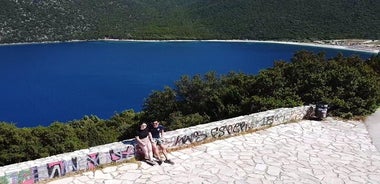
[135,122,156,165]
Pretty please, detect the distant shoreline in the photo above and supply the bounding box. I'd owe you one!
[1,39,379,54]
[104,39,380,54]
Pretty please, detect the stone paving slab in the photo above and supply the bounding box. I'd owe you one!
[45,119,380,184]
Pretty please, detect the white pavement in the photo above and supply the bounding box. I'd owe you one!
[45,119,380,184]
[365,108,380,151]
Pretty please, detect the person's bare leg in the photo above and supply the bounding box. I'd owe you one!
[160,144,174,164]
[159,144,169,160]
[152,142,162,160]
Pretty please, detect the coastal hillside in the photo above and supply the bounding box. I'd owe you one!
[0,0,379,43]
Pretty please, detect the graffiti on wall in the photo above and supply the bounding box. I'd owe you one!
[257,115,274,127]
[170,107,310,147]
[47,161,65,178]
[110,145,135,162]
[46,157,80,179]
[211,121,248,138]
[4,167,38,184]
[170,114,285,146]
[290,109,305,120]
[65,157,79,173]
[0,106,310,184]
[87,153,100,170]
[174,131,208,146]
[1,147,138,183]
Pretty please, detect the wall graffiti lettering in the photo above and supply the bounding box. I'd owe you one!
[7,167,37,184]
[255,116,273,127]
[273,113,286,124]
[290,110,304,120]
[47,161,65,178]
[210,121,248,138]
[246,117,258,129]
[87,153,100,170]
[32,166,38,183]
[264,116,274,126]
[174,131,207,146]
[64,157,78,172]
[20,168,34,184]
[110,146,135,162]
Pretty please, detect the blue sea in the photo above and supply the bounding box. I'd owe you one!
[0,41,375,127]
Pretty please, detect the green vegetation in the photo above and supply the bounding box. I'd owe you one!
[0,52,379,166]
[1,0,379,169]
[142,51,380,125]
[1,0,379,43]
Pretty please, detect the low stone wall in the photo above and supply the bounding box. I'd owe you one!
[162,106,312,149]
[0,105,312,184]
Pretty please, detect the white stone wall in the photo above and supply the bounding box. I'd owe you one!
[0,105,312,184]
[162,106,312,149]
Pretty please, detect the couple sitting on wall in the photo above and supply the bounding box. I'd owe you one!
[135,121,174,165]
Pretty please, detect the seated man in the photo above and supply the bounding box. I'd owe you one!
[150,121,174,165]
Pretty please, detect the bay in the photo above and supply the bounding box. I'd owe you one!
[0,41,374,127]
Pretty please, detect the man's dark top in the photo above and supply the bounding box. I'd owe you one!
[136,128,149,139]
[150,125,165,139]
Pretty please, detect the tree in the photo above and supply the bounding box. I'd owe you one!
[142,87,178,123]
[0,123,29,166]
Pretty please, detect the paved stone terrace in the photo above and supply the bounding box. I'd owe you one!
[46,119,380,184]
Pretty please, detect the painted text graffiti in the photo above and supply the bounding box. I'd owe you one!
[87,153,100,170]
[211,122,248,138]
[47,161,65,178]
[174,131,207,146]
[110,146,135,162]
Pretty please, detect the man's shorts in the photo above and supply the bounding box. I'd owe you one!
[153,138,163,145]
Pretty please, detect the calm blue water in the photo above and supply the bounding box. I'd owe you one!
[0,41,374,127]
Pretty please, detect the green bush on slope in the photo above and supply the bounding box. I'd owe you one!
[0,52,379,166]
